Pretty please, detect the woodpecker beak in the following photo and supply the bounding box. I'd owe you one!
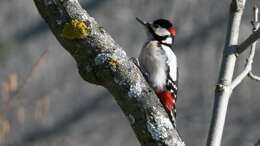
[136,17,147,25]
[136,17,151,28]
[136,17,154,36]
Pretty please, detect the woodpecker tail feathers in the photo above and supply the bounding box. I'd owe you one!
[168,110,176,127]
[156,90,176,127]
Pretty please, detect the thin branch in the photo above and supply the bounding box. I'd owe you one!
[33,0,184,146]
[247,5,260,82]
[206,0,246,146]
[4,49,48,112]
[13,48,48,98]
[248,71,260,81]
[236,0,260,54]
[231,6,259,89]
[231,45,254,89]
[236,24,260,54]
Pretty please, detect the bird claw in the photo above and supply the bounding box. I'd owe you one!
[129,57,150,81]
[129,57,140,67]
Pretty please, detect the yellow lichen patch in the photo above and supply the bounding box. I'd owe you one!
[62,19,90,40]
[108,58,119,69]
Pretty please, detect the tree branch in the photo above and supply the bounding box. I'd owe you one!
[231,5,259,89]
[206,0,246,146]
[231,44,254,89]
[237,27,260,54]
[248,71,260,81]
[33,0,184,146]
[236,1,260,54]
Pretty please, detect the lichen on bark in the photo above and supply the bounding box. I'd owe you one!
[62,19,90,39]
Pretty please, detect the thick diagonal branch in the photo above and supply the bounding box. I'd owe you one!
[33,0,184,146]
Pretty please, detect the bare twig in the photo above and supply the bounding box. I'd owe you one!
[248,71,260,81]
[1,49,48,113]
[33,0,184,146]
[231,5,259,89]
[13,48,48,98]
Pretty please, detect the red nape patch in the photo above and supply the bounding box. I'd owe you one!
[168,27,176,37]
[156,91,175,112]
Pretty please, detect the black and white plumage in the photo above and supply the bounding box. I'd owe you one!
[137,18,178,126]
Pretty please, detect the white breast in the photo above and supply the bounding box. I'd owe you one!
[138,41,168,91]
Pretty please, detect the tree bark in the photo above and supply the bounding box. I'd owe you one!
[33,0,184,146]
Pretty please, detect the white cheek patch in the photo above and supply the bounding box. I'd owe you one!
[161,37,172,44]
[154,27,170,36]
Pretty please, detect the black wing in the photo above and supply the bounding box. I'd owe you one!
[166,67,178,118]
[166,67,178,99]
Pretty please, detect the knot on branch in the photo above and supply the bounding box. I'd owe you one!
[215,84,225,92]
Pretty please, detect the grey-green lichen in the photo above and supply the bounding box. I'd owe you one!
[147,110,175,145]
[62,19,90,39]
[95,53,113,65]
[128,74,145,98]
[94,49,127,69]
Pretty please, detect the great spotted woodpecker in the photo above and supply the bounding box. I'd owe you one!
[136,18,178,126]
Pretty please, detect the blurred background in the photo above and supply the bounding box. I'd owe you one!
[0,0,260,146]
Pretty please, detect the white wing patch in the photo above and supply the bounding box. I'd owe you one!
[161,45,177,81]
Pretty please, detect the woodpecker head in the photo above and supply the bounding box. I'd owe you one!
[136,17,176,41]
